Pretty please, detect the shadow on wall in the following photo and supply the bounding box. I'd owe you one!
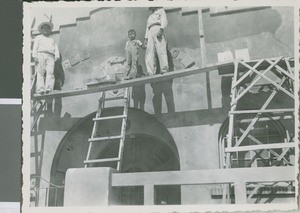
[150,50,176,114]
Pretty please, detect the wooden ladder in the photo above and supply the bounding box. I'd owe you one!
[84,88,129,171]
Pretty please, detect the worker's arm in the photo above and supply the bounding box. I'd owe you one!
[124,41,129,57]
[157,9,168,38]
[54,42,60,62]
[32,35,40,63]
[159,8,168,29]
[144,19,149,46]
[136,40,146,49]
[143,38,148,48]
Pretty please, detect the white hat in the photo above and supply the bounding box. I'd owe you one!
[38,22,54,33]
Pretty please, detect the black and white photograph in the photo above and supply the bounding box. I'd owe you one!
[22,1,299,212]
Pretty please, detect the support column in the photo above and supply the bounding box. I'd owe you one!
[64,167,118,206]
[234,181,247,204]
[144,184,154,205]
[198,8,207,68]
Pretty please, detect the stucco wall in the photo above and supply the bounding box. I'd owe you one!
[32,7,294,205]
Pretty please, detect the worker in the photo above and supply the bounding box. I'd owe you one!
[32,20,60,95]
[125,29,145,80]
[144,7,169,76]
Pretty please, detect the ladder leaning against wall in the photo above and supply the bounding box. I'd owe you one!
[84,88,130,172]
[30,17,48,207]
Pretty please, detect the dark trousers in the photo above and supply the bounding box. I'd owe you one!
[151,80,175,114]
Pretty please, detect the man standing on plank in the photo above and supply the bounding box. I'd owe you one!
[144,7,169,76]
[32,20,60,95]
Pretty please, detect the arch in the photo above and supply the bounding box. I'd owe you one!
[49,107,180,206]
[218,113,294,169]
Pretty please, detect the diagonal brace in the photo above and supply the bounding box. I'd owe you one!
[233,59,264,89]
[240,61,294,99]
[234,77,287,147]
[231,58,282,106]
[238,128,292,165]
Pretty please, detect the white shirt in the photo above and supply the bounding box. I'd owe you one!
[145,8,168,39]
[32,34,60,58]
[125,40,143,51]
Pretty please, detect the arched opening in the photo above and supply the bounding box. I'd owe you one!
[217,114,295,203]
[48,107,181,206]
[219,114,294,168]
[218,114,294,168]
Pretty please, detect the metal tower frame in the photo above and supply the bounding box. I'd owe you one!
[221,57,295,203]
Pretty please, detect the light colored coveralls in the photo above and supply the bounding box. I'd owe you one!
[32,35,59,93]
[125,39,143,79]
[145,8,168,75]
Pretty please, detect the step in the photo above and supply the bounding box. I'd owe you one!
[30,130,44,136]
[225,142,295,153]
[84,157,120,164]
[100,96,127,101]
[88,135,123,142]
[31,111,45,116]
[30,151,42,157]
[93,114,127,121]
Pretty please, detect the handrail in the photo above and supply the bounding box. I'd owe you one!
[111,167,295,204]
[31,175,64,188]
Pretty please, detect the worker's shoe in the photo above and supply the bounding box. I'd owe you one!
[124,76,133,80]
[37,90,45,95]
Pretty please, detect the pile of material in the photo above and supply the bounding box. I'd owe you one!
[86,56,127,86]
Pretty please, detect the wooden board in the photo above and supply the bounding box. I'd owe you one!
[33,62,234,100]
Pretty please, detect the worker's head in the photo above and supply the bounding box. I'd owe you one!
[128,29,136,40]
[38,22,53,36]
[148,7,162,13]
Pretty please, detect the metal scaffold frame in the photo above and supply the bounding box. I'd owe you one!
[221,57,295,203]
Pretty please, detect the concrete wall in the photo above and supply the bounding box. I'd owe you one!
[32,7,294,206]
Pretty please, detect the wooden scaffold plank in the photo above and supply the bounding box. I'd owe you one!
[33,64,230,100]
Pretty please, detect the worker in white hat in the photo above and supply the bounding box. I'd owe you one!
[32,21,60,95]
[144,7,169,76]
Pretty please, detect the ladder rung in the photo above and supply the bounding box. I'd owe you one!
[30,151,42,157]
[30,130,44,136]
[93,114,127,121]
[88,135,123,142]
[101,96,127,101]
[84,157,120,164]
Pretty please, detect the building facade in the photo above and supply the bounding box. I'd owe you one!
[30,7,296,207]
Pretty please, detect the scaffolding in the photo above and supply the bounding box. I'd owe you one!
[220,57,295,203]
